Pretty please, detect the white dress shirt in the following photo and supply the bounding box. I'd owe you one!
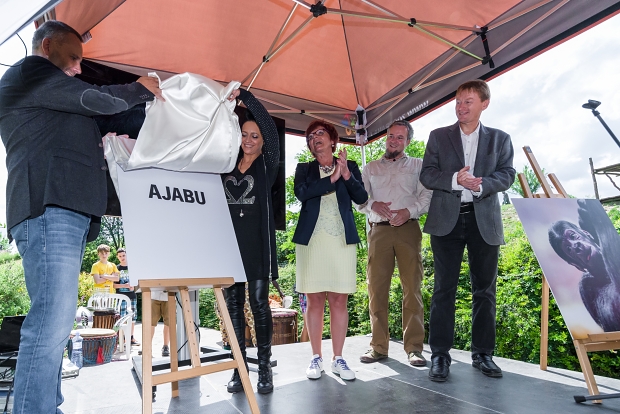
[357,154,432,223]
[452,123,483,202]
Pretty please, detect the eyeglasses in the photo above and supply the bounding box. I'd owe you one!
[306,129,327,142]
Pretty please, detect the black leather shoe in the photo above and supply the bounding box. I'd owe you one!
[472,354,502,378]
[227,369,243,393]
[257,362,274,394]
[429,355,450,382]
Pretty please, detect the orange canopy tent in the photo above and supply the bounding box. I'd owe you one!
[47,0,620,143]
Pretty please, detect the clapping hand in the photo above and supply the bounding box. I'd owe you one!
[457,166,482,192]
[330,163,342,184]
[336,148,351,180]
[389,208,410,227]
[371,201,393,221]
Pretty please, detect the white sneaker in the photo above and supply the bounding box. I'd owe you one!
[306,355,324,379]
[331,358,355,381]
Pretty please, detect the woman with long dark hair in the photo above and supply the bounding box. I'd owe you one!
[222,88,279,394]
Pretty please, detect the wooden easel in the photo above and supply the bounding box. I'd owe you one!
[520,146,620,402]
[139,278,259,414]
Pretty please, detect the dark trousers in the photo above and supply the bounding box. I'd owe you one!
[225,280,273,363]
[428,210,499,361]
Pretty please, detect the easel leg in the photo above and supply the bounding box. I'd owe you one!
[142,290,153,414]
[168,291,179,398]
[574,339,602,404]
[540,275,549,370]
[179,288,201,368]
[214,287,260,414]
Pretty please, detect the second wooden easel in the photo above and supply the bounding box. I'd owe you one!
[520,146,620,402]
[139,277,260,414]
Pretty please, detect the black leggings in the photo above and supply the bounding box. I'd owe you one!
[224,279,273,363]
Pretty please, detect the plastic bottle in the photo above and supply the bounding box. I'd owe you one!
[71,331,83,369]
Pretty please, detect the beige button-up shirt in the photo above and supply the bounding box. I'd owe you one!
[357,154,432,223]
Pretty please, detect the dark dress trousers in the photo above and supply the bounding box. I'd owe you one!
[293,159,368,246]
[0,56,154,241]
[420,122,516,359]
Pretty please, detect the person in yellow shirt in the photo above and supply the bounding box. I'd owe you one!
[91,244,119,293]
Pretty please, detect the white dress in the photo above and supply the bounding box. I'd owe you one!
[295,169,357,294]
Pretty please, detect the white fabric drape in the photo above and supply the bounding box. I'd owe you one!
[128,72,241,173]
[104,72,241,195]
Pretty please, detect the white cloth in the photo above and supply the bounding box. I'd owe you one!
[104,72,242,195]
[103,133,135,196]
[128,72,241,173]
[452,123,483,202]
[357,155,432,222]
[151,290,168,301]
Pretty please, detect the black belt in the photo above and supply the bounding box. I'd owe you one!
[370,219,417,228]
[460,202,474,214]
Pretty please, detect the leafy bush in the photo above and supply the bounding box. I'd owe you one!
[0,260,30,318]
[0,251,20,265]
[77,272,95,307]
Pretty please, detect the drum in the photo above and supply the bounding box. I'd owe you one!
[74,328,118,366]
[271,309,298,345]
[92,309,118,330]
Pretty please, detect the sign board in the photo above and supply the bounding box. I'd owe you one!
[116,166,246,288]
[513,198,620,339]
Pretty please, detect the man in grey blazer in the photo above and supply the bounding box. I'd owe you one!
[420,80,515,382]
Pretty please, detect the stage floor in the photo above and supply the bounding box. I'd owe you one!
[59,324,620,414]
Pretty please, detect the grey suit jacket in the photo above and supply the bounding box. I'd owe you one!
[419,122,515,245]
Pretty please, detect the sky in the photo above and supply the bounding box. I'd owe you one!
[2,14,620,225]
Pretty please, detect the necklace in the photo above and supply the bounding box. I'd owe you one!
[319,161,335,174]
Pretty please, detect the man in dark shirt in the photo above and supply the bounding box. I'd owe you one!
[0,21,161,413]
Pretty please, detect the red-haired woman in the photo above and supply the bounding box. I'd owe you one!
[293,120,368,381]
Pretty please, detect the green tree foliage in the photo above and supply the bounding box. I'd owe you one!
[81,216,124,272]
[0,260,30,317]
[510,165,544,197]
[0,223,10,252]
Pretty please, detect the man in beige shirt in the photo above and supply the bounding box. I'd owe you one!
[357,120,432,366]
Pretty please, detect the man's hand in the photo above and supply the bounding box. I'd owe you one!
[457,166,482,192]
[336,148,351,180]
[389,208,410,227]
[330,164,342,184]
[137,76,165,101]
[371,201,393,221]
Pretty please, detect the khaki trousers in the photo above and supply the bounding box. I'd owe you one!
[367,219,424,355]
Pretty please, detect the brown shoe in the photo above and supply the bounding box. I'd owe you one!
[360,349,388,363]
[408,351,427,367]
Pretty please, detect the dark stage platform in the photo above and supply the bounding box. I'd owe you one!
[59,328,620,414]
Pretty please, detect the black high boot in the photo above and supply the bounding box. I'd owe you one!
[249,280,274,394]
[225,283,248,393]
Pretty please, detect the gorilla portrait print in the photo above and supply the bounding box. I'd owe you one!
[513,198,620,339]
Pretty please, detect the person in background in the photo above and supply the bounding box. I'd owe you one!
[151,290,171,357]
[221,88,279,394]
[420,79,515,382]
[293,121,368,381]
[91,244,120,294]
[357,120,432,367]
[0,20,161,413]
[114,248,140,346]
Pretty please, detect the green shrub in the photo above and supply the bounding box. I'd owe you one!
[198,288,219,329]
[0,251,21,265]
[77,272,94,307]
[0,260,30,318]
